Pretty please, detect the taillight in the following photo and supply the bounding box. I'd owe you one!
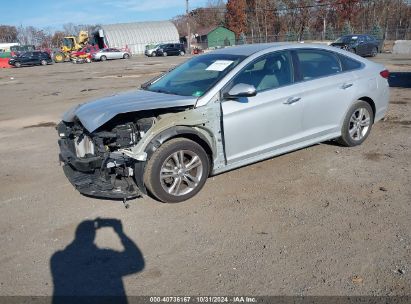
[380,70,390,79]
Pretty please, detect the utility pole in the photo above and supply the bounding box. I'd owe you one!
[186,0,191,53]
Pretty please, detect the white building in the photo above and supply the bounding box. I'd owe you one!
[93,21,180,55]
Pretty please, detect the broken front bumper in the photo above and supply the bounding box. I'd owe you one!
[58,138,141,200]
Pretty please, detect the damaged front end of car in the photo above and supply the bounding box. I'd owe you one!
[57,114,157,200]
[56,87,208,201]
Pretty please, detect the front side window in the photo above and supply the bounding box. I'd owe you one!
[228,51,293,93]
[335,35,358,44]
[146,53,245,97]
[296,49,341,80]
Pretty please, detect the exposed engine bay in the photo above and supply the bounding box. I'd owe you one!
[57,112,158,200]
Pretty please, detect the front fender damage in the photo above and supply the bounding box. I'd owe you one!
[120,101,226,195]
[57,97,225,201]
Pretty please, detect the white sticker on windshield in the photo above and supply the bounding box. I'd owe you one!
[206,60,234,71]
[352,36,358,39]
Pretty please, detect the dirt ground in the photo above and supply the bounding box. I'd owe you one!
[0,52,410,297]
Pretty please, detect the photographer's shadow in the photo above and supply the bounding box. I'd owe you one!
[50,218,144,304]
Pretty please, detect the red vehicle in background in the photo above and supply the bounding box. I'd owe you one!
[70,45,100,59]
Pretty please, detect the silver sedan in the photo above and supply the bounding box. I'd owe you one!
[58,43,390,203]
[92,48,131,61]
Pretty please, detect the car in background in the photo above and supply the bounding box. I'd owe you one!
[71,45,100,59]
[330,34,379,57]
[8,51,53,67]
[92,48,131,61]
[57,43,389,204]
[155,43,186,57]
[145,44,161,57]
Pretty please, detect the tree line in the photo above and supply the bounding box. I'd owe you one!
[0,23,96,48]
[173,0,411,42]
[2,1,411,48]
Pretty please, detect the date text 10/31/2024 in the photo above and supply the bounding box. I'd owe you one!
[149,296,257,303]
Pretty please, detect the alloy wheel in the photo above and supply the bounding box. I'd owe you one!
[159,150,203,196]
[348,107,371,141]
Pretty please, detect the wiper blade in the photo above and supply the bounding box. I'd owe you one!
[152,89,179,95]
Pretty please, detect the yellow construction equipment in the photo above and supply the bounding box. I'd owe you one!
[53,31,89,63]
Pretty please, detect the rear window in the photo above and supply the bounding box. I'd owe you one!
[296,49,341,80]
[338,54,362,71]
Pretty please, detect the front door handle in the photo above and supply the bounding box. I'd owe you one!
[284,97,301,105]
[341,83,353,89]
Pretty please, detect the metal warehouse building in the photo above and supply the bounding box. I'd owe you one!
[93,21,180,55]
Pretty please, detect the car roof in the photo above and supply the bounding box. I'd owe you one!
[210,43,292,56]
[210,42,342,57]
[342,34,367,37]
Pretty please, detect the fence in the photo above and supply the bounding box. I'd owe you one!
[191,28,411,51]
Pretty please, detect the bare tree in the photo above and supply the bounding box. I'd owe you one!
[0,25,18,43]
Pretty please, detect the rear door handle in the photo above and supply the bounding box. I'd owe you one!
[284,97,301,105]
[341,83,353,89]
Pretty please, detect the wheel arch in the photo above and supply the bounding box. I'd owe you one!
[358,96,376,119]
[134,126,214,194]
[145,126,213,161]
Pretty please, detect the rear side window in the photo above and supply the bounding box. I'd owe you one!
[338,54,362,71]
[296,49,341,80]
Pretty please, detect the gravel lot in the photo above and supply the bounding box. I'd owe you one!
[0,52,410,297]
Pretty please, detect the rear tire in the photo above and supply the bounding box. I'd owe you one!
[100,55,107,61]
[123,53,130,59]
[179,51,185,56]
[371,47,378,57]
[40,59,47,66]
[337,100,374,147]
[144,138,210,203]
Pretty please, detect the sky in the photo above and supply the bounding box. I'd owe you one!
[1,0,210,29]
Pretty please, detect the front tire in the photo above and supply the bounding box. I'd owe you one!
[14,62,21,68]
[337,100,374,147]
[371,47,378,57]
[40,59,47,66]
[53,52,65,63]
[163,52,167,57]
[144,138,210,203]
[100,55,107,61]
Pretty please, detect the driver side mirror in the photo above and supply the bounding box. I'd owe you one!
[224,83,257,99]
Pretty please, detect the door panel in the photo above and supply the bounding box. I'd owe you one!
[222,87,304,164]
[107,50,115,59]
[115,50,123,59]
[222,50,304,164]
[293,49,357,139]
[299,72,357,138]
[356,36,367,55]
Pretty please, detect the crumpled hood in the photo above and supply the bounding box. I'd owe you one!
[63,89,197,132]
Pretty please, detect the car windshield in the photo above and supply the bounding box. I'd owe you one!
[335,36,359,44]
[146,53,246,97]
